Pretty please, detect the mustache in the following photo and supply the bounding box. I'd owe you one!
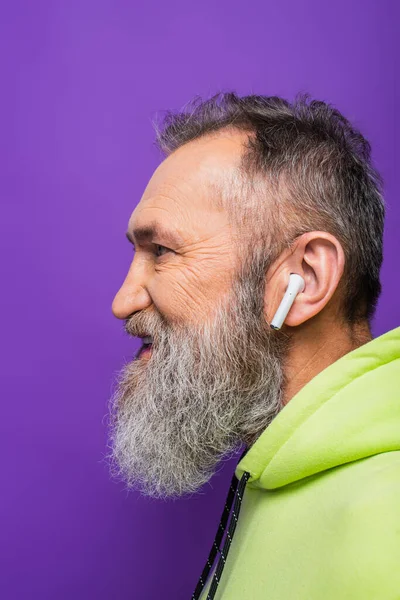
[123,311,165,340]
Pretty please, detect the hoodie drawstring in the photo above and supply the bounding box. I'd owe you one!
[191,450,251,600]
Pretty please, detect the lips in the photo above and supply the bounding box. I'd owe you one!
[132,333,154,360]
[137,341,153,359]
[140,345,152,359]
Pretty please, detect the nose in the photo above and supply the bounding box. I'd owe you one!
[111,262,152,319]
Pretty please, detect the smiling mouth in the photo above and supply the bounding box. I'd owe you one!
[141,343,153,358]
[135,341,153,360]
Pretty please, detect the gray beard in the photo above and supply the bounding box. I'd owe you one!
[106,265,289,499]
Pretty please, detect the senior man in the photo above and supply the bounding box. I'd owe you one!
[108,93,400,599]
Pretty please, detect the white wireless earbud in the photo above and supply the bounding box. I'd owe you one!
[270,273,305,330]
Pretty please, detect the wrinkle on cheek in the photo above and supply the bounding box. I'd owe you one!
[186,255,235,291]
[154,267,210,316]
[175,277,208,312]
[167,269,209,310]
[153,243,235,321]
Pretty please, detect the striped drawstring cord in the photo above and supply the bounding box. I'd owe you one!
[191,451,251,600]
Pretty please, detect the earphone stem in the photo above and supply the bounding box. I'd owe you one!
[270,274,305,330]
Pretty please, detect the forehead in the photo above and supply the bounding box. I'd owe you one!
[128,131,247,239]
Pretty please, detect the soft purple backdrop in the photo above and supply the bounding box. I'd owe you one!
[0,1,397,598]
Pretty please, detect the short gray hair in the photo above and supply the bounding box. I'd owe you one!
[154,92,385,325]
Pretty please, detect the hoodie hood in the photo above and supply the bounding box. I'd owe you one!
[236,326,400,491]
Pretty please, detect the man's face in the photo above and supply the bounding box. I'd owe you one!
[112,133,245,327]
[108,132,287,498]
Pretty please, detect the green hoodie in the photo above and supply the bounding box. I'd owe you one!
[200,326,400,599]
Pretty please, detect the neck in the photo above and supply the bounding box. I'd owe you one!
[282,316,372,406]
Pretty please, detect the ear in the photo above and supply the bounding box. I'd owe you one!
[265,231,345,327]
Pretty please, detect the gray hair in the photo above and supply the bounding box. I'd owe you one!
[154,92,385,325]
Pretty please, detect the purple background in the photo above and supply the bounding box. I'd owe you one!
[0,1,397,598]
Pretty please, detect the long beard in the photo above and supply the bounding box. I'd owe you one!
[106,266,289,499]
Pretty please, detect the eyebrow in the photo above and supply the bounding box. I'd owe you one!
[125,223,183,248]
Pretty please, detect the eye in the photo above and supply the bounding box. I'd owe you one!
[155,244,171,258]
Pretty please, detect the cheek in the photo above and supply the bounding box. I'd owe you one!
[149,260,235,324]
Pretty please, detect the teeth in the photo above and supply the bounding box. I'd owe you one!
[143,336,153,345]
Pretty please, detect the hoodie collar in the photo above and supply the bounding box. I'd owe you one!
[236,326,400,490]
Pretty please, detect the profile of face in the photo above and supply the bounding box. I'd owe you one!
[108,132,288,498]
